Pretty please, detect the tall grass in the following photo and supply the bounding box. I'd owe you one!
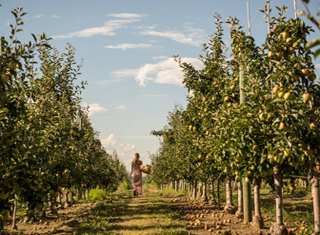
[88,189,108,200]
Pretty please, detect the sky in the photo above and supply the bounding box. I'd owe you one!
[0,0,319,171]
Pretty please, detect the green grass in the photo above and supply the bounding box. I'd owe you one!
[75,185,188,234]
[88,189,109,200]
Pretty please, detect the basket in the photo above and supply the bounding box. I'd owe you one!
[140,165,151,174]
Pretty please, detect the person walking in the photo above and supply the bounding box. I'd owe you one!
[130,153,143,196]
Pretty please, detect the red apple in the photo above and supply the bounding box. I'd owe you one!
[288,47,295,54]
[303,93,310,102]
[301,68,309,76]
[272,86,279,94]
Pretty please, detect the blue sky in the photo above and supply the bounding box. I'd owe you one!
[1,0,319,170]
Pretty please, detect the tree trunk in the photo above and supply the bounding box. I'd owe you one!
[71,190,76,204]
[224,176,237,214]
[209,179,217,205]
[311,170,320,235]
[64,190,70,208]
[217,178,221,209]
[197,182,202,198]
[253,178,264,229]
[201,181,208,201]
[86,188,90,199]
[12,195,18,230]
[175,180,178,192]
[235,181,244,219]
[270,167,288,235]
[192,181,197,199]
[77,189,82,200]
[0,216,4,231]
[58,192,62,205]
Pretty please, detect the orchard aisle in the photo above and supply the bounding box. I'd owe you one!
[101,188,188,235]
[3,186,189,235]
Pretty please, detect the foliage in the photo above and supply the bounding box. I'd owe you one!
[0,7,130,229]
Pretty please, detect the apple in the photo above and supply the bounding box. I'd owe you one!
[198,154,202,159]
[227,102,232,107]
[224,96,229,102]
[245,177,251,184]
[1,74,9,84]
[308,74,316,81]
[278,91,284,98]
[293,42,299,48]
[310,123,316,130]
[272,86,279,94]
[283,92,291,100]
[189,125,192,131]
[281,31,288,39]
[268,51,273,58]
[253,145,258,151]
[8,61,16,70]
[301,68,309,76]
[202,97,206,102]
[272,25,277,31]
[204,107,208,112]
[288,47,295,54]
[286,37,292,43]
[303,93,310,102]
[279,122,285,130]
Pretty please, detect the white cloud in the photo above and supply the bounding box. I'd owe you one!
[101,133,136,169]
[82,102,107,117]
[112,57,203,86]
[52,19,140,39]
[108,13,148,18]
[51,15,59,18]
[34,15,44,18]
[152,55,168,60]
[104,43,151,51]
[115,105,126,110]
[113,68,139,78]
[135,25,156,30]
[315,64,320,70]
[140,24,206,46]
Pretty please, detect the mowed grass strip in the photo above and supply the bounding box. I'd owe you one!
[75,186,189,235]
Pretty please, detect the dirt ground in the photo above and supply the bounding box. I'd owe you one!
[171,197,270,235]
[2,186,312,234]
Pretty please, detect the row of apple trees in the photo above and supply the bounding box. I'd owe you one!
[151,6,320,235]
[0,7,129,229]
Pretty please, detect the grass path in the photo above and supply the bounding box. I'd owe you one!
[75,187,188,234]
